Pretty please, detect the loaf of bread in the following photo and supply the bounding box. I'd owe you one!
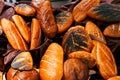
[39,43,64,80]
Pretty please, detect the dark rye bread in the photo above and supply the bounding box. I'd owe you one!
[62,25,93,55]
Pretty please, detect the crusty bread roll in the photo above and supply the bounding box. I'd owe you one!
[7,67,40,80]
[12,15,31,43]
[14,4,36,16]
[72,0,100,22]
[68,51,96,68]
[30,18,41,50]
[39,43,64,80]
[85,21,106,44]
[91,40,117,80]
[55,11,73,33]
[62,25,93,55]
[37,0,58,38]
[64,59,89,80]
[103,23,120,37]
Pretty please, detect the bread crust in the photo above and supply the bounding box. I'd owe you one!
[12,15,31,43]
[7,68,40,80]
[37,0,57,38]
[14,4,36,16]
[1,18,28,50]
[30,18,41,50]
[39,43,63,80]
[55,11,73,33]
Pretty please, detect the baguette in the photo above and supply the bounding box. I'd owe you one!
[39,43,63,80]
[12,15,31,43]
[30,18,41,50]
[1,18,28,50]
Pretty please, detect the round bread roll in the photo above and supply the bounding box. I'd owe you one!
[7,67,40,80]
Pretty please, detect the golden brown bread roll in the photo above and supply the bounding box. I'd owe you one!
[1,18,28,50]
[64,59,89,80]
[91,40,117,80]
[55,11,73,33]
[68,51,96,68]
[85,21,106,44]
[7,67,40,80]
[36,0,58,38]
[103,23,120,37]
[39,43,64,80]
[72,0,100,22]
[11,51,33,71]
[12,15,31,43]
[30,18,41,50]
[14,3,36,16]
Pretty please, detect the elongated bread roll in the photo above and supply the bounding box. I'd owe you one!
[39,43,64,80]
[12,15,31,43]
[37,0,58,38]
[30,18,41,50]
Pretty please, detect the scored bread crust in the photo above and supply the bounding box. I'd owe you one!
[37,0,58,38]
[39,43,63,80]
[68,51,96,68]
[1,18,28,50]
[12,15,31,43]
[30,18,41,50]
[55,11,73,33]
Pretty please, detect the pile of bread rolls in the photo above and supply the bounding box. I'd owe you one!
[0,0,120,80]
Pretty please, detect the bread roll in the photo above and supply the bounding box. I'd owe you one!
[62,25,93,55]
[55,11,73,33]
[72,0,100,22]
[14,4,36,16]
[103,23,120,37]
[68,51,96,68]
[39,43,64,80]
[7,67,40,80]
[30,18,41,50]
[11,51,33,71]
[12,15,31,43]
[85,21,106,44]
[91,40,117,79]
[37,0,58,38]
[64,59,89,80]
